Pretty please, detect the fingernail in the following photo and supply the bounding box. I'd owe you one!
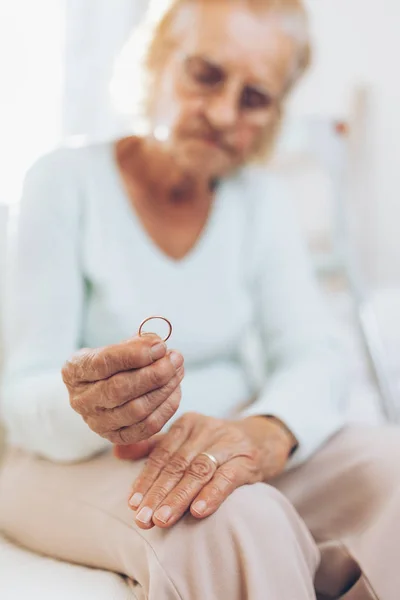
[150,342,166,361]
[154,505,172,524]
[136,506,153,524]
[129,493,143,509]
[192,500,207,515]
[169,351,184,369]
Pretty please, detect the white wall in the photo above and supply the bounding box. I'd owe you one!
[62,0,400,286]
[0,0,64,206]
[64,0,148,140]
[292,0,400,285]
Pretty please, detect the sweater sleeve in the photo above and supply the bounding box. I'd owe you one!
[240,172,348,468]
[0,149,111,462]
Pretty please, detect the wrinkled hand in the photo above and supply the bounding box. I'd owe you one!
[118,412,293,529]
[62,335,184,445]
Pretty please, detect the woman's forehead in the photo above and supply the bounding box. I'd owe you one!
[175,2,296,87]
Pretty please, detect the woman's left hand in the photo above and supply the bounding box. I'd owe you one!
[115,412,295,529]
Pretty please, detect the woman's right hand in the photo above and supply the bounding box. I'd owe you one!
[62,335,184,445]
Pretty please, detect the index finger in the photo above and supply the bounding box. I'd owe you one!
[63,334,166,384]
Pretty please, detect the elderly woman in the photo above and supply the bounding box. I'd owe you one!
[1,0,399,598]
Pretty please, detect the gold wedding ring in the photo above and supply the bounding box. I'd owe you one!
[138,316,173,343]
[199,452,219,469]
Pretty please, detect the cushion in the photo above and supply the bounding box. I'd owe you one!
[0,534,133,600]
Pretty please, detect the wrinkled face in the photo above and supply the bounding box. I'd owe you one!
[150,1,298,178]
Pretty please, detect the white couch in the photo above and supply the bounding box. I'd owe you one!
[0,537,135,600]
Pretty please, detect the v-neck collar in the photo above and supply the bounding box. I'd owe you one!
[105,141,229,269]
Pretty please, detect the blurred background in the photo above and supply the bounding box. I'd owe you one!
[1,0,400,281]
[0,0,400,434]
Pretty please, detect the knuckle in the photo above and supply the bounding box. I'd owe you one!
[86,415,113,438]
[62,349,90,384]
[97,351,113,377]
[180,412,199,427]
[146,484,171,502]
[101,407,123,432]
[130,394,152,422]
[180,412,193,425]
[189,456,215,480]
[118,339,143,370]
[80,414,97,432]
[103,374,127,405]
[217,466,237,487]
[133,419,151,441]
[134,367,159,397]
[209,418,226,436]
[144,399,178,437]
[78,349,99,378]
[160,374,180,398]
[104,429,121,444]
[205,482,224,502]
[150,360,173,388]
[144,412,164,436]
[61,362,73,386]
[169,387,182,409]
[168,420,186,441]
[164,454,190,476]
[135,383,173,421]
[68,392,80,412]
[69,391,89,416]
[246,445,261,464]
[170,486,192,506]
[158,394,180,423]
[112,427,132,445]
[106,424,147,445]
[230,429,247,445]
[146,447,172,470]
[84,347,117,380]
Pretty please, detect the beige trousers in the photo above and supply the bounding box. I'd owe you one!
[1,425,399,600]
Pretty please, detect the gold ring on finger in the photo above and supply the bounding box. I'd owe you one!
[198,452,219,469]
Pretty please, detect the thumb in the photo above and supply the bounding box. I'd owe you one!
[113,435,164,460]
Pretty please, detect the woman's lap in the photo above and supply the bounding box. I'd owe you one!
[0,444,319,599]
[1,424,400,599]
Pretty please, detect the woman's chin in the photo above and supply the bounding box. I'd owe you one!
[174,141,236,180]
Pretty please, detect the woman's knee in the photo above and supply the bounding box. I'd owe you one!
[212,481,304,534]
[177,482,305,543]
[149,483,319,589]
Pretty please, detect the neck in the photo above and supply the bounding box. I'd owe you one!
[116,136,214,208]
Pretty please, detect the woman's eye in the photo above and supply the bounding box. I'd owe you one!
[185,57,223,86]
[241,87,272,110]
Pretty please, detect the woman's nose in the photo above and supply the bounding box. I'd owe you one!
[204,88,239,130]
